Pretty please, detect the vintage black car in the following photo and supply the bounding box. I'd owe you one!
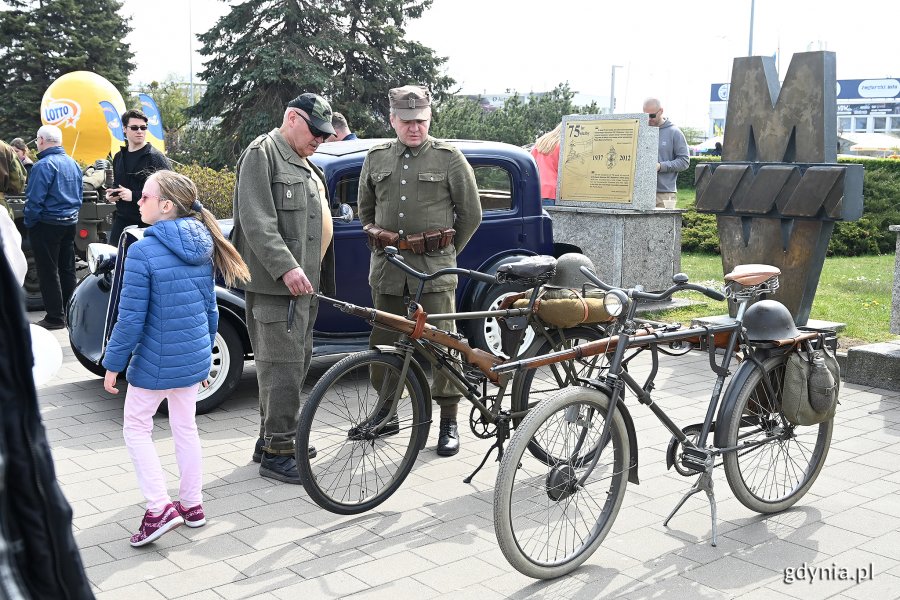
[67,139,571,413]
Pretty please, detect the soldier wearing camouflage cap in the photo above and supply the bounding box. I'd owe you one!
[231,93,337,484]
[358,85,482,457]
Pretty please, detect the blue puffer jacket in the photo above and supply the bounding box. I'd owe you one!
[102,218,219,390]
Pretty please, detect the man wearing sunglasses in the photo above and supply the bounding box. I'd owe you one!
[105,109,172,244]
[232,93,337,484]
[643,97,689,209]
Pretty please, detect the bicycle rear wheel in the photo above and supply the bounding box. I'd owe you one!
[722,354,832,513]
[511,325,611,464]
[297,351,427,515]
[494,387,630,579]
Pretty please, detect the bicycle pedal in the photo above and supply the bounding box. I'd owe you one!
[680,446,709,472]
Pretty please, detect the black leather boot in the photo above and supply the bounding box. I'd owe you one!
[437,417,460,457]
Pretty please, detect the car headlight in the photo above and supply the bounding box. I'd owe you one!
[603,289,628,317]
[87,242,117,274]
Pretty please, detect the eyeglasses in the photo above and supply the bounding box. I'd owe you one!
[139,193,165,203]
[647,112,658,119]
[127,125,148,131]
[291,109,327,140]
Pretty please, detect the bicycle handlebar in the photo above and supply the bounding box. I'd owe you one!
[385,246,499,285]
[578,266,726,303]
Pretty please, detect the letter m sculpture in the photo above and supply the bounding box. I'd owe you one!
[695,51,863,324]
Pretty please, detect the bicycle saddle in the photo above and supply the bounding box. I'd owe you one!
[724,264,780,287]
[497,255,557,283]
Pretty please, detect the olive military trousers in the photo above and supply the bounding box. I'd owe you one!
[246,291,318,455]
[370,290,461,407]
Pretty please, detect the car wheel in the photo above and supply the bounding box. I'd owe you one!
[159,319,244,416]
[468,283,534,357]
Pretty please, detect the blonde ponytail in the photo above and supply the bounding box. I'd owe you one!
[149,171,251,287]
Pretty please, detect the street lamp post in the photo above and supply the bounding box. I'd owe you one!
[609,65,623,114]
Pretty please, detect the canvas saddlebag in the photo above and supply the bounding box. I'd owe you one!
[781,337,840,426]
[512,286,614,329]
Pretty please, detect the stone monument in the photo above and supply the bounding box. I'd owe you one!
[695,51,864,325]
[548,113,681,292]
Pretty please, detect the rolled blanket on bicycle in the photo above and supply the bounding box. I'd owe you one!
[511,287,613,329]
[782,339,840,426]
[364,223,455,254]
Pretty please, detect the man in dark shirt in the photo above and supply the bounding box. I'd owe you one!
[105,109,171,244]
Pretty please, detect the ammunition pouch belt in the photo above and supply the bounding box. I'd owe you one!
[364,223,455,255]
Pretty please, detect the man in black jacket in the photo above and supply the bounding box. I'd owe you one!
[105,109,171,245]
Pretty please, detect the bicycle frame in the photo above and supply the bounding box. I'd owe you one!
[493,265,823,545]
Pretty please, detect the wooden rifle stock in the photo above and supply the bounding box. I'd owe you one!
[520,335,624,370]
[338,301,504,383]
[494,325,658,374]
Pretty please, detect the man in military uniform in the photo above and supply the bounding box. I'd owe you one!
[358,85,482,457]
[232,93,336,484]
[1,139,27,216]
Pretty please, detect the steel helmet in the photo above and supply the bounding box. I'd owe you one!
[743,300,800,341]
[549,253,596,290]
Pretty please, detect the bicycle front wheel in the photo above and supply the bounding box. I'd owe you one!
[297,351,427,515]
[494,387,630,579]
[511,325,611,464]
[723,354,832,514]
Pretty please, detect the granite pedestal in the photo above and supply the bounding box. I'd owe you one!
[548,205,682,291]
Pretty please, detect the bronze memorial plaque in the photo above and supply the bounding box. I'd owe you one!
[559,118,638,203]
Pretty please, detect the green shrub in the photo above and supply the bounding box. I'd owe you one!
[174,164,235,219]
[829,166,900,256]
[680,204,720,253]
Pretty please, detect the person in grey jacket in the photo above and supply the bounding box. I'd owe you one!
[643,98,689,209]
[231,93,336,484]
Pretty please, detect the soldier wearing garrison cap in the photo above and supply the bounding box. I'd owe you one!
[232,92,337,484]
[358,84,482,457]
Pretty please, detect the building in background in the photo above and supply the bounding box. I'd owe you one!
[708,77,900,141]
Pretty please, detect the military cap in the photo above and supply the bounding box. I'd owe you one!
[389,85,432,120]
[287,93,336,136]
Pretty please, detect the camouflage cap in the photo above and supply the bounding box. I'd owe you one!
[389,85,432,120]
[287,93,336,136]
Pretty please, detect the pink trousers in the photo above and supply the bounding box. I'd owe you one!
[123,383,203,514]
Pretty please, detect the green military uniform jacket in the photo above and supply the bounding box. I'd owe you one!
[1,141,27,212]
[232,129,335,296]
[358,136,481,293]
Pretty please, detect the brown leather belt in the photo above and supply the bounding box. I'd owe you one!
[364,223,456,255]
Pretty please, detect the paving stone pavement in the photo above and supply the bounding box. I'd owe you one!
[31,312,900,599]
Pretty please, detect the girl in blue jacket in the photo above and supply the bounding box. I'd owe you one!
[102,171,249,547]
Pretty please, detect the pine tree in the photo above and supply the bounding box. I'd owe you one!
[0,0,134,139]
[192,0,453,167]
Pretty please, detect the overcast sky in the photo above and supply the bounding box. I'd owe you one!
[121,0,898,131]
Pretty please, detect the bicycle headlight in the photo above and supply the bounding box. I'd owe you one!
[603,290,628,317]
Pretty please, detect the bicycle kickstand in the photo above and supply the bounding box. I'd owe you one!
[663,457,719,547]
[463,416,510,484]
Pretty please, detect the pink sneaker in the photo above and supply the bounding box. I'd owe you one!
[130,503,184,547]
[174,501,206,528]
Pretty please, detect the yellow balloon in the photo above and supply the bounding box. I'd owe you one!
[40,71,127,164]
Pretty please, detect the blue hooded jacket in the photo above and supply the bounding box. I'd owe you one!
[102,217,219,390]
